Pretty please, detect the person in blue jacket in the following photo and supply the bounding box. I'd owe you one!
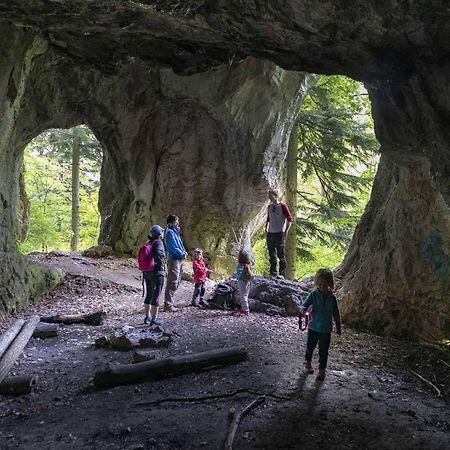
[299,268,341,381]
[163,214,188,312]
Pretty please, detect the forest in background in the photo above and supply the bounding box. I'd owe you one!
[19,75,378,279]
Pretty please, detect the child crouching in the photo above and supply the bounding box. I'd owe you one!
[299,268,341,380]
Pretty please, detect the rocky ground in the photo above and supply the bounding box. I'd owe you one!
[0,253,449,450]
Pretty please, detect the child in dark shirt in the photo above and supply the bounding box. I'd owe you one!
[299,268,341,380]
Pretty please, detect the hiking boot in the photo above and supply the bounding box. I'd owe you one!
[164,305,179,312]
[316,369,326,381]
[198,298,209,307]
[304,362,314,374]
[143,316,152,325]
[276,274,285,280]
[151,317,163,326]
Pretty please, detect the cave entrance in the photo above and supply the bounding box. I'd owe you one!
[19,125,103,254]
[254,74,379,279]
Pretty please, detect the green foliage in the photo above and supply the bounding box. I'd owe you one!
[20,126,102,253]
[253,75,378,278]
[295,75,378,260]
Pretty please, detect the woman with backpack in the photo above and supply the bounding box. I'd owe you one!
[138,224,166,326]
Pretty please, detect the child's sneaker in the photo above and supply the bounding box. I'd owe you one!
[151,317,163,326]
[304,362,314,374]
[198,298,208,307]
[239,310,250,317]
[316,369,326,381]
[190,299,198,307]
[143,316,152,325]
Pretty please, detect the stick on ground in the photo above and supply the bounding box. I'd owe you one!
[410,369,442,397]
[224,396,265,450]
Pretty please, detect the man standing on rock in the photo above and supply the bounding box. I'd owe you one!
[266,189,293,279]
[164,214,188,312]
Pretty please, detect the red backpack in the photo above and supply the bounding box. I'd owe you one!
[137,240,156,272]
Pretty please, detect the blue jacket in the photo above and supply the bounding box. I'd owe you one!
[300,288,341,334]
[165,226,186,260]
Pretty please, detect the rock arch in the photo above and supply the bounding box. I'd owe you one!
[0,3,449,338]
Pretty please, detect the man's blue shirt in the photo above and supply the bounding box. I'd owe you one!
[165,226,186,260]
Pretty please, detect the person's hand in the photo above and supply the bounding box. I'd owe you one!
[282,232,287,241]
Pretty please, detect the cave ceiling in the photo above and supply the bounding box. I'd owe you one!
[1,1,449,80]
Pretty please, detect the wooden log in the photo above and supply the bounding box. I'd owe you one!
[94,346,248,389]
[0,319,25,357]
[0,316,40,384]
[33,323,58,339]
[40,311,104,326]
[0,375,36,395]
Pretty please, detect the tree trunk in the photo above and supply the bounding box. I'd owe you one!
[0,319,25,357]
[71,130,81,252]
[0,316,40,384]
[40,311,104,326]
[93,346,248,389]
[285,124,298,280]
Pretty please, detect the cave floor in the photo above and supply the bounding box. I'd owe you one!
[0,253,449,450]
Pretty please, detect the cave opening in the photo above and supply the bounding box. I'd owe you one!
[19,125,103,255]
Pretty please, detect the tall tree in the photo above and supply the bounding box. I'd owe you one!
[71,129,81,251]
[291,75,378,264]
[285,123,298,280]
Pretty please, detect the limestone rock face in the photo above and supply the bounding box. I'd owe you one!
[337,73,450,339]
[95,59,308,273]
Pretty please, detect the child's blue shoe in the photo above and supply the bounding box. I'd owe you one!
[151,317,163,326]
[144,316,152,325]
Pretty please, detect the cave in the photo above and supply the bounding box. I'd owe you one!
[0,2,449,449]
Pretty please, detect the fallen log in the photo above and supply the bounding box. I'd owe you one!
[41,311,104,326]
[0,316,40,384]
[0,375,37,395]
[33,323,58,339]
[0,319,26,357]
[94,346,248,389]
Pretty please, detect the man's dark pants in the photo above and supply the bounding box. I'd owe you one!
[266,232,286,277]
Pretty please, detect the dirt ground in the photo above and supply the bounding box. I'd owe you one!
[0,253,449,450]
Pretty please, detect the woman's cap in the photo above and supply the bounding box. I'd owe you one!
[150,224,164,237]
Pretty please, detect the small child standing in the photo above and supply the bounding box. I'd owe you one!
[233,249,255,316]
[191,248,212,307]
[299,268,341,381]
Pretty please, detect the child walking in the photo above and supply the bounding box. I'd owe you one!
[299,268,341,380]
[233,249,255,316]
[142,225,166,326]
[191,248,212,307]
